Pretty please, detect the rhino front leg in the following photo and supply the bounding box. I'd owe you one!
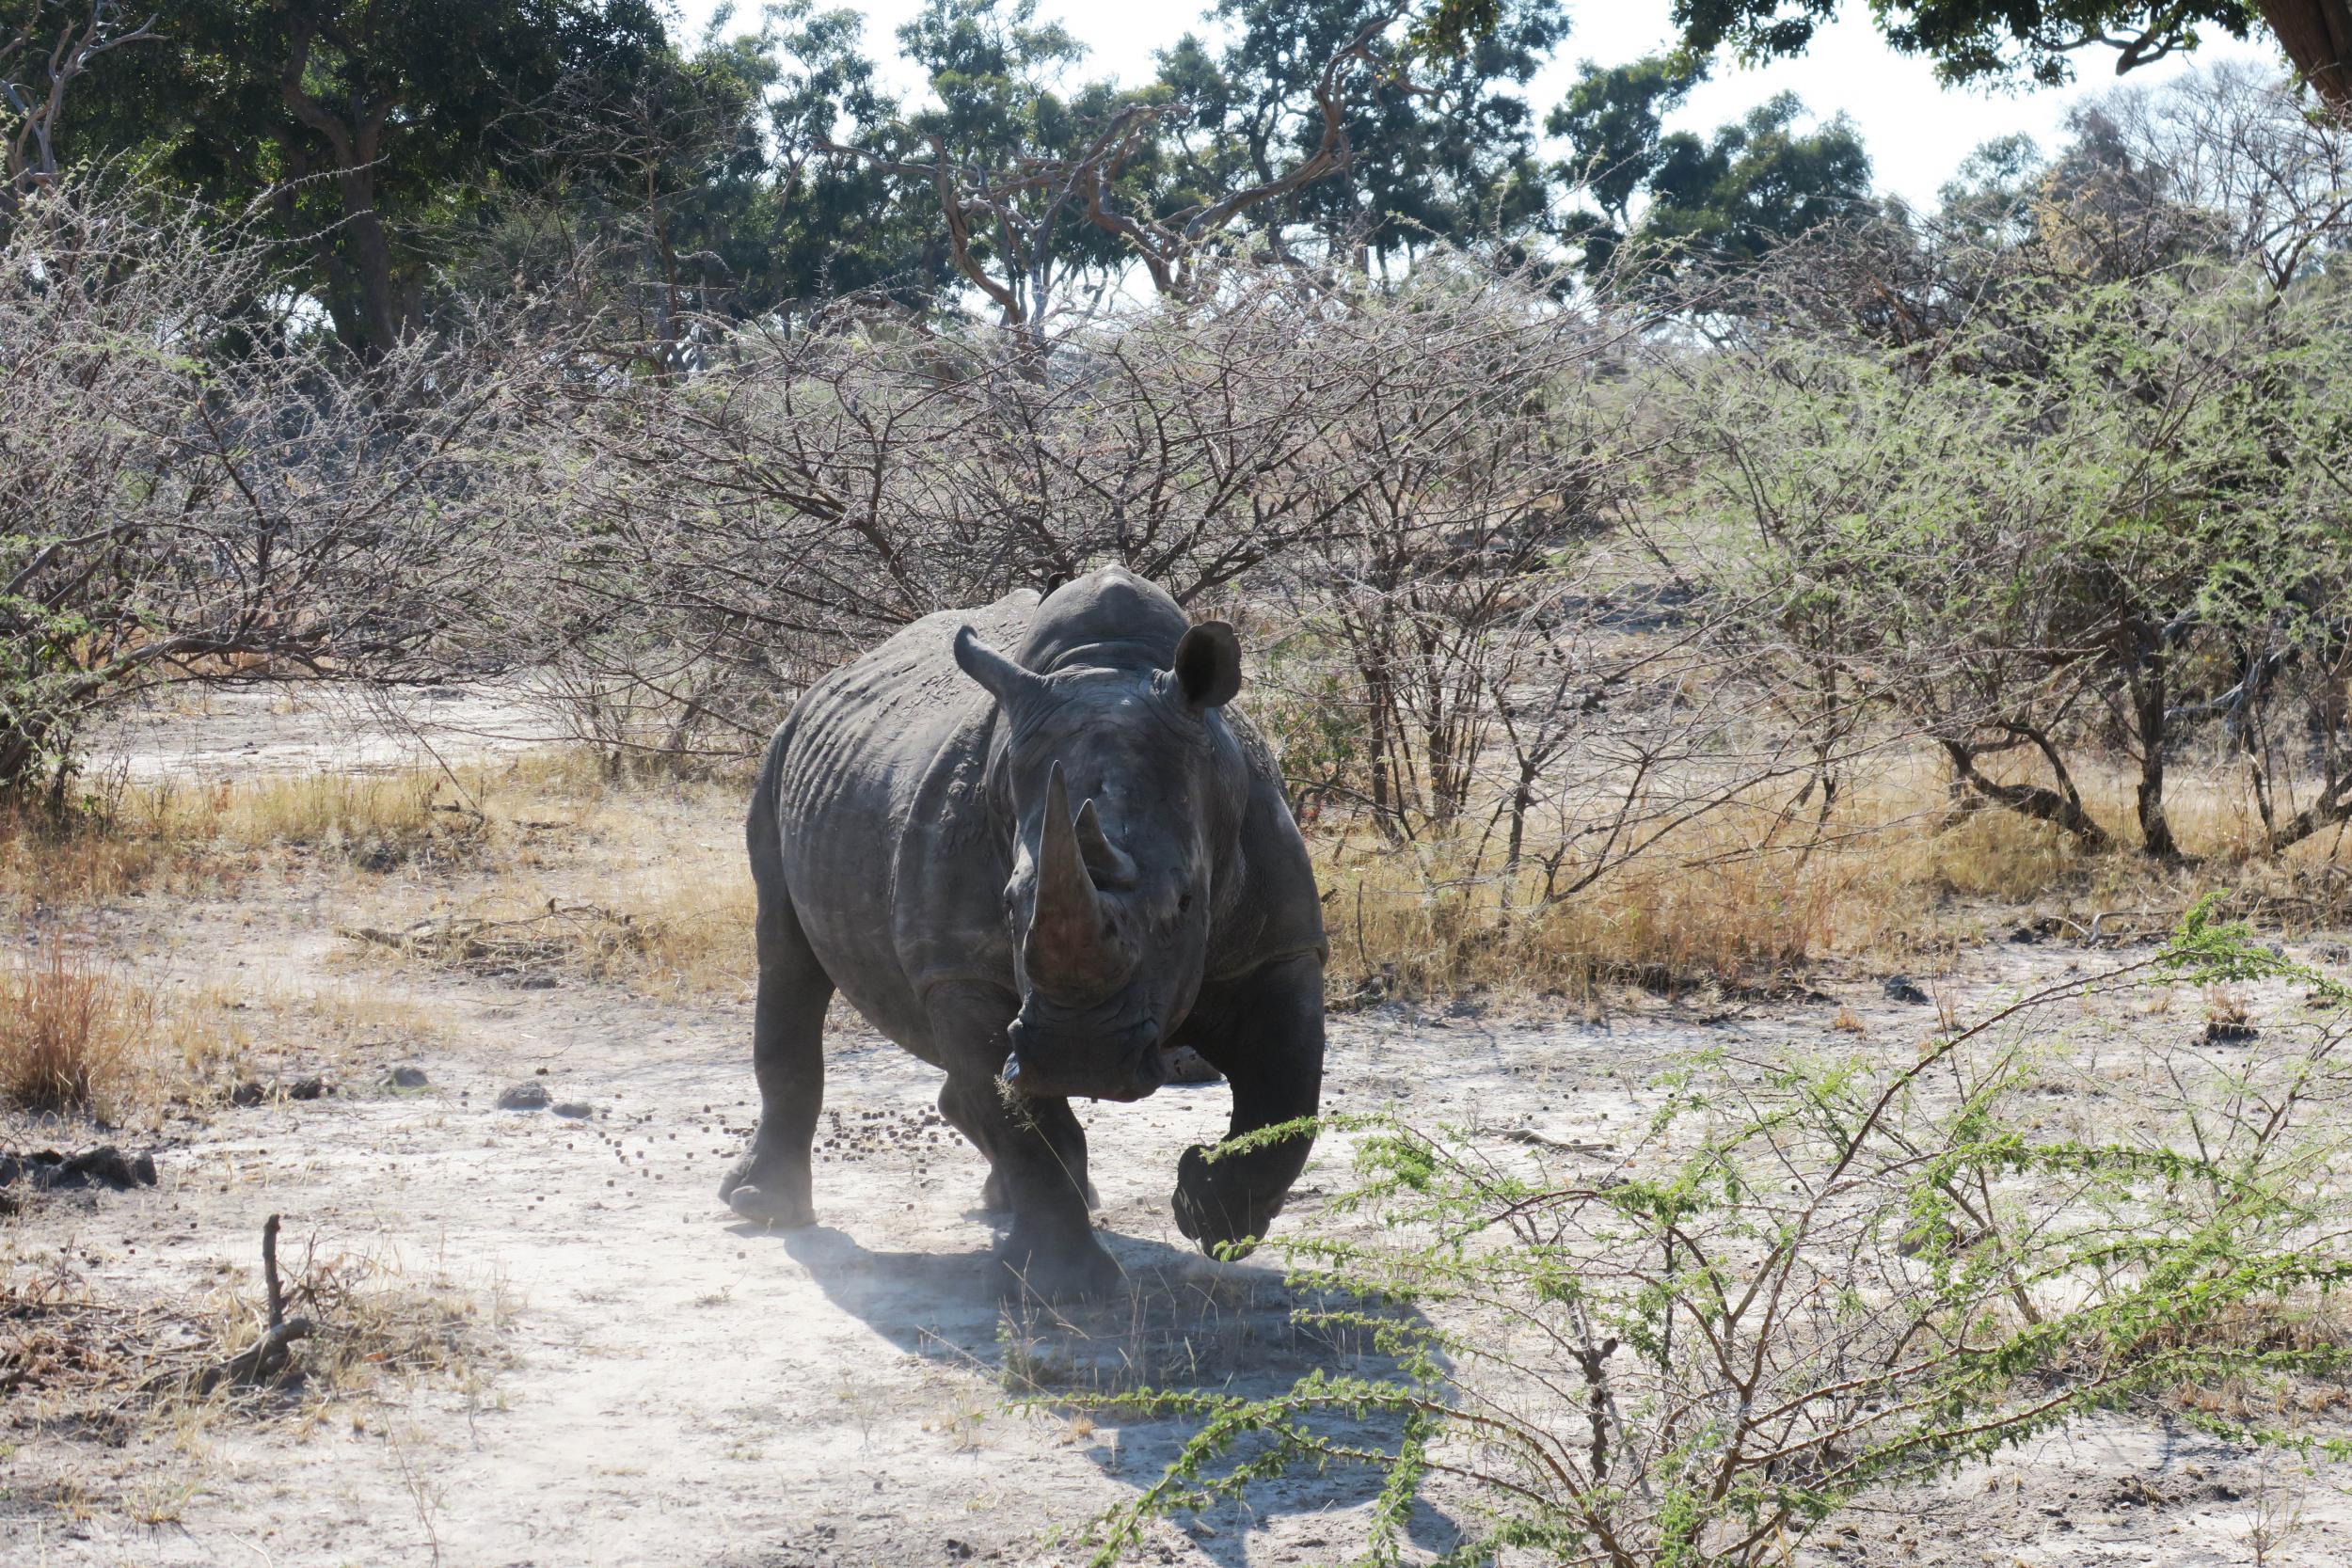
[1170,952,1326,1259]
[930,985,1120,1302]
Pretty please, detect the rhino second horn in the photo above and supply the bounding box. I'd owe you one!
[1025,762,1131,996]
[1073,797,1137,889]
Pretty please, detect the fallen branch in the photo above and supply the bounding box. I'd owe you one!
[342,900,646,974]
[197,1215,313,1392]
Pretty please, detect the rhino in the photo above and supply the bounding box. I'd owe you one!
[718,567,1327,1299]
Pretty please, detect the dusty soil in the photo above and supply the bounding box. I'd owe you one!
[85,680,569,782]
[8,695,2352,1566]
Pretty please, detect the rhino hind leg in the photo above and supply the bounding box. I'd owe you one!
[720,813,832,1228]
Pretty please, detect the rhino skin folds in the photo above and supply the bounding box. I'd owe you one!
[717,567,1327,1302]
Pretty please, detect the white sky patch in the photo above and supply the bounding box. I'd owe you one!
[677,0,2284,207]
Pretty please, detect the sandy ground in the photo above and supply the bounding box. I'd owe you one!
[8,692,2352,1566]
[84,682,571,782]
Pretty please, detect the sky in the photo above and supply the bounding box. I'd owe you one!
[675,0,2285,209]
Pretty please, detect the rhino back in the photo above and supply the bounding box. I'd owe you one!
[771,591,1038,1053]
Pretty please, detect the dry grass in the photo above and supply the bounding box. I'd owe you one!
[16,736,2350,1014]
[3,1228,508,1439]
[1311,752,2352,1001]
[0,939,249,1119]
[0,768,482,912]
[182,1232,509,1410]
[330,749,757,996]
[0,938,144,1114]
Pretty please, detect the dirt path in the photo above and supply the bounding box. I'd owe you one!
[85,682,565,781]
[11,912,2352,1566]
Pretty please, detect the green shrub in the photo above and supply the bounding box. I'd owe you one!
[1079,901,2352,1565]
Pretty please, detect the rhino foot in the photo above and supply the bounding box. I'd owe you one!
[995,1233,1121,1303]
[719,1146,814,1228]
[1172,1144,1279,1260]
[726,1184,816,1227]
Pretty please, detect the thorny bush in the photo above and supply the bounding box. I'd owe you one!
[0,180,577,802]
[1081,902,2352,1565]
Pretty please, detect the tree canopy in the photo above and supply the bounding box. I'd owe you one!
[8,0,2338,356]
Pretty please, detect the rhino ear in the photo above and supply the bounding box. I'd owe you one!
[1171,621,1241,712]
[954,626,1045,711]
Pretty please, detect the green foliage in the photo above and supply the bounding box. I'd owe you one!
[60,0,666,357]
[1200,0,1567,267]
[1669,253,2352,851]
[1669,0,2259,91]
[1551,56,1873,289]
[1077,913,2352,1564]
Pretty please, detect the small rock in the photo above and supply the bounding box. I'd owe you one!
[497,1082,552,1111]
[2313,941,2350,965]
[0,1145,158,1193]
[384,1066,430,1089]
[1882,974,1931,1006]
[516,973,559,990]
[288,1076,328,1101]
[552,1101,594,1119]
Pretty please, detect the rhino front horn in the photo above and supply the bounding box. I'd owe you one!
[1025,761,1130,997]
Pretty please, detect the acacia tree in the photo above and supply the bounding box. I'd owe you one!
[506,21,777,373]
[1672,0,2352,124]
[1185,0,1565,270]
[807,0,1153,347]
[66,0,664,361]
[1675,239,2352,859]
[1549,56,1874,292]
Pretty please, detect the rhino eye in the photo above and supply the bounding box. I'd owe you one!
[1178,892,1194,913]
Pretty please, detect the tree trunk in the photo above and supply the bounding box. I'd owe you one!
[1942,740,2114,852]
[1505,763,1534,872]
[337,165,408,362]
[2260,0,2352,119]
[2128,658,2178,859]
[280,25,408,362]
[1364,641,1400,839]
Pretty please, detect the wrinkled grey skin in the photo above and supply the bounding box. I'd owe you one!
[718,568,1327,1300]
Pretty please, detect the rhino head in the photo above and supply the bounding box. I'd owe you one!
[951,613,1247,1102]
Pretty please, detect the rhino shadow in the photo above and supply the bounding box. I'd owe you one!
[742,1220,1463,1566]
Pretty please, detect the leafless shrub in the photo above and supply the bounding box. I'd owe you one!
[0,0,154,211]
[505,263,1633,759]
[0,178,580,801]
[2087,61,2352,290]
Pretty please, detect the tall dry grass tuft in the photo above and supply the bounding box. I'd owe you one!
[0,938,143,1113]
[1318,822,1861,1002]
[329,746,758,996]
